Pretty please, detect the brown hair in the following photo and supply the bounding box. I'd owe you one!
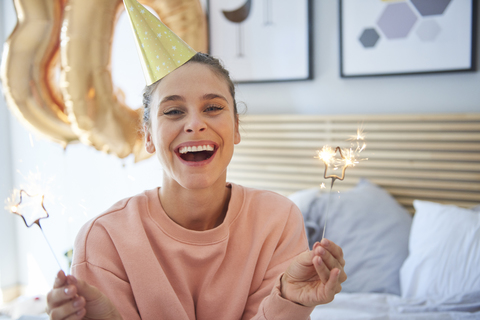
[142,52,237,127]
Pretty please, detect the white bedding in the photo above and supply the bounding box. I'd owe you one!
[289,182,480,320]
[4,294,479,320]
[311,292,480,320]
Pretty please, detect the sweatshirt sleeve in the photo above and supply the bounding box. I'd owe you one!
[71,219,142,320]
[243,203,314,320]
[256,274,314,319]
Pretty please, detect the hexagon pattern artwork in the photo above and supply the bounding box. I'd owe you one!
[341,0,473,76]
[377,3,418,39]
[411,0,452,16]
[359,28,381,48]
[416,20,442,41]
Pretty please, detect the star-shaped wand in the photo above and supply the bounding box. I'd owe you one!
[10,189,63,271]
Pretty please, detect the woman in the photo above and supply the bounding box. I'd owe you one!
[46,53,346,320]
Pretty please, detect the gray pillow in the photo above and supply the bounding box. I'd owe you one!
[297,179,412,295]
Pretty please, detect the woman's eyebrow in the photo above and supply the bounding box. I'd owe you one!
[160,95,186,104]
[203,93,228,103]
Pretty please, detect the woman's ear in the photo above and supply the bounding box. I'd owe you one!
[144,125,156,154]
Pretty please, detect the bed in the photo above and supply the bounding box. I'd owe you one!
[227,113,480,319]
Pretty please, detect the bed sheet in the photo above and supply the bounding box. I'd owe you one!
[3,292,479,319]
[311,292,480,320]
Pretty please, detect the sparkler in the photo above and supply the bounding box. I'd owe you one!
[8,189,63,271]
[316,128,367,239]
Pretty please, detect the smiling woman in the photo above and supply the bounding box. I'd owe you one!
[44,1,346,319]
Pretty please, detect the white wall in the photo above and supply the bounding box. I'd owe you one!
[0,0,479,296]
[0,0,17,297]
[236,0,480,115]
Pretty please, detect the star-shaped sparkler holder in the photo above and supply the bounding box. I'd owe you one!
[11,189,49,228]
[10,189,63,271]
[323,147,348,186]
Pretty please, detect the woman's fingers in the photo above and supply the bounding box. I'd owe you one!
[46,273,116,320]
[313,240,347,283]
[48,270,75,308]
[53,270,67,289]
[324,268,342,301]
[312,256,330,284]
[49,296,86,320]
[320,239,345,267]
[47,273,83,319]
[312,260,342,303]
[47,284,78,307]
[314,245,342,271]
[63,308,87,320]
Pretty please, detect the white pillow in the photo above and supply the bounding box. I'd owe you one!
[292,179,412,295]
[400,200,480,300]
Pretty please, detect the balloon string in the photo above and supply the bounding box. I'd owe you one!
[321,178,336,240]
[38,224,64,272]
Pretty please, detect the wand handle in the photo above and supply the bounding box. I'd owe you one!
[321,178,336,240]
[39,225,64,272]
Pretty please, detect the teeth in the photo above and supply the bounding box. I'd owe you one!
[179,145,215,154]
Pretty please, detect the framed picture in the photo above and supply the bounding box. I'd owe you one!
[207,0,313,83]
[340,0,476,77]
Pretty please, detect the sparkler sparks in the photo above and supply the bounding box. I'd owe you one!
[316,128,367,184]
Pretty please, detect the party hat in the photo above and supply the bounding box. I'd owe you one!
[123,0,197,85]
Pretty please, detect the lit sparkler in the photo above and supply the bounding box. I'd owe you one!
[8,189,63,271]
[316,128,367,239]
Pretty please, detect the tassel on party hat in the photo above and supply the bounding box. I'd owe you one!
[123,0,197,85]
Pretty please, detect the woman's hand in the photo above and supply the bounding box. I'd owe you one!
[46,270,123,320]
[280,238,347,307]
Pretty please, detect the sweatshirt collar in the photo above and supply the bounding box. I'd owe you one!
[146,183,244,245]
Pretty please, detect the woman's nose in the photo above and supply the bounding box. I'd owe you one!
[185,113,206,133]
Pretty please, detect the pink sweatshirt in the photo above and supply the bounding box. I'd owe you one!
[72,183,314,319]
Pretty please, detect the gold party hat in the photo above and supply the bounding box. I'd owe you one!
[123,0,197,85]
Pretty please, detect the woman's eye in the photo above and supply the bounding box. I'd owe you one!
[163,109,183,116]
[205,105,224,112]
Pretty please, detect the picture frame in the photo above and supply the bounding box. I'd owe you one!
[340,0,476,77]
[207,0,313,83]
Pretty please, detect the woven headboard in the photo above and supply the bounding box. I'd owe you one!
[227,113,480,213]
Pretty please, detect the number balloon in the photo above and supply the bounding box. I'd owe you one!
[1,0,207,161]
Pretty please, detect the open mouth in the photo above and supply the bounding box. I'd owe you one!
[178,145,215,162]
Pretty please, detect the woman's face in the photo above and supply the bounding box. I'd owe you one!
[145,62,241,190]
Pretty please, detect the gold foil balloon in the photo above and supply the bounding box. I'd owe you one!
[1,0,207,161]
[60,0,144,160]
[0,0,78,147]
